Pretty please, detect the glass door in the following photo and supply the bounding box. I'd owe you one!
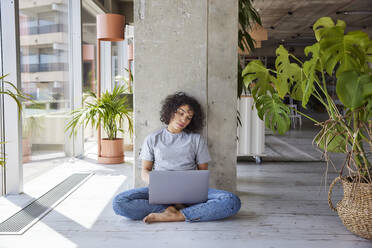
[19,0,71,183]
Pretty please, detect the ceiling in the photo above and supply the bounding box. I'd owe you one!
[252,0,372,55]
[98,0,372,56]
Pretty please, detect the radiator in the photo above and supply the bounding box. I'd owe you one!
[237,96,265,156]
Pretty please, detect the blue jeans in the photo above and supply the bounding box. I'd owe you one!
[113,187,241,222]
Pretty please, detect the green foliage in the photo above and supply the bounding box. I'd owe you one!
[238,0,261,52]
[337,71,372,110]
[65,84,133,140]
[314,17,371,77]
[0,74,33,117]
[302,43,321,107]
[238,0,262,98]
[275,45,304,99]
[242,17,372,182]
[114,68,133,94]
[314,122,347,153]
[256,94,290,135]
[0,74,32,167]
[242,60,275,99]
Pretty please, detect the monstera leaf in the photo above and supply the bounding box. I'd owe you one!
[242,60,275,99]
[314,123,347,153]
[313,17,370,77]
[337,71,372,110]
[313,17,346,42]
[275,45,304,98]
[255,94,290,135]
[367,43,372,63]
[300,43,322,108]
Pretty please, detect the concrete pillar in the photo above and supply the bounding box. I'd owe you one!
[133,0,238,192]
[207,1,238,191]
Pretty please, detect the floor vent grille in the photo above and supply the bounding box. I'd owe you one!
[0,173,92,235]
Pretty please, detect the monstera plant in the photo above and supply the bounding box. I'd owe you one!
[242,17,372,239]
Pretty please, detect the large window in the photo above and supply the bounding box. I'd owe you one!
[19,0,70,182]
[81,4,98,157]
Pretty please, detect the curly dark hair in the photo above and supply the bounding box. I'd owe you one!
[160,92,205,133]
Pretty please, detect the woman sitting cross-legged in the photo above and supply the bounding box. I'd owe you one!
[112,92,241,223]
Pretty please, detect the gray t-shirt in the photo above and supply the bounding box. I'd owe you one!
[139,127,211,171]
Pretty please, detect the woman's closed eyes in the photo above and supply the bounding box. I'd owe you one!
[176,109,193,121]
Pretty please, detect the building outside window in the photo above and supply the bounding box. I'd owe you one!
[19,0,70,183]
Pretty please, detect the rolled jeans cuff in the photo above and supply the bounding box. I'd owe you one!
[180,208,201,222]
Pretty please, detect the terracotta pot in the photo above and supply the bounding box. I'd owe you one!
[98,138,124,164]
[328,177,372,240]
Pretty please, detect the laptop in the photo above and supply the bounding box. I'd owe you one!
[149,170,209,204]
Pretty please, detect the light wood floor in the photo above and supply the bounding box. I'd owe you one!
[0,159,370,248]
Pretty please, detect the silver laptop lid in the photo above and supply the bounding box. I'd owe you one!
[149,170,209,204]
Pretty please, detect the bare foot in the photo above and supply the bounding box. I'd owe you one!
[174,204,186,210]
[143,206,186,224]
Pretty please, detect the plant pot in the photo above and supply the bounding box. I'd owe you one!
[328,177,372,240]
[98,138,124,164]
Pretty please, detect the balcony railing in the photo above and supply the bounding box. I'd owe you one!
[21,62,68,73]
[19,24,67,36]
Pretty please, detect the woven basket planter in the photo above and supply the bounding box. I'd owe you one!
[328,177,372,240]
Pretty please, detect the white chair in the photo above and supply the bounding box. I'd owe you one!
[288,103,302,128]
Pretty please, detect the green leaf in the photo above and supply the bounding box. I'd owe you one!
[289,63,304,101]
[301,60,317,108]
[335,19,346,30]
[238,0,262,52]
[275,45,291,98]
[301,43,324,108]
[336,71,372,109]
[321,28,369,76]
[359,97,372,121]
[242,60,265,77]
[255,94,290,135]
[304,42,320,58]
[364,97,372,120]
[242,60,275,99]
[314,124,347,153]
[291,81,303,101]
[313,17,337,42]
[274,45,305,99]
[367,43,372,63]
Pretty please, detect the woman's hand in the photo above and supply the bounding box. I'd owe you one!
[197,163,208,170]
[141,160,154,185]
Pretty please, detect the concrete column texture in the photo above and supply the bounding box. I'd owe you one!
[133,0,238,192]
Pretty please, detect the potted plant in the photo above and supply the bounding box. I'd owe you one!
[242,17,372,239]
[65,84,133,164]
